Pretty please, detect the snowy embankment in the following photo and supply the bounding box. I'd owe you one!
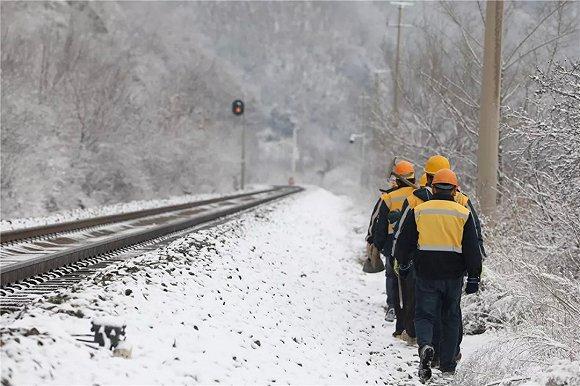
[0,184,271,232]
[0,187,497,384]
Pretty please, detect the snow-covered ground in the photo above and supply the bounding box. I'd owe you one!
[0,184,271,232]
[2,187,492,385]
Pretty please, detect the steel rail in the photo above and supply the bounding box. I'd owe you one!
[0,187,282,244]
[1,198,294,314]
[1,186,302,286]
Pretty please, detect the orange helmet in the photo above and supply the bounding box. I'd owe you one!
[424,155,451,175]
[432,168,458,189]
[393,160,415,179]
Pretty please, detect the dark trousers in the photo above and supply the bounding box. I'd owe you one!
[401,269,416,337]
[385,255,404,332]
[415,276,463,371]
[433,307,463,360]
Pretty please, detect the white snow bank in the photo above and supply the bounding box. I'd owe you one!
[523,360,580,386]
[0,184,271,232]
[454,329,580,386]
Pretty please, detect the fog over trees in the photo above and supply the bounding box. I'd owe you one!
[1,1,579,218]
[2,1,386,217]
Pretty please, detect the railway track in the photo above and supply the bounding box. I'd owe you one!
[0,186,302,313]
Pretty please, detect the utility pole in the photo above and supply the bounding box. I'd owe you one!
[291,126,299,177]
[390,2,413,129]
[372,70,388,129]
[393,4,403,129]
[360,92,370,186]
[476,0,503,216]
[349,132,367,187]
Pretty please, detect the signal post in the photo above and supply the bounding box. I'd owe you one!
[232,99,245,190]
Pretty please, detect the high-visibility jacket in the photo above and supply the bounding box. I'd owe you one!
[393,194,482,280]
[393,187,486,257]
[381,186,415,234]
[372,185,415,255]
[414,200,470,253]
[365,187,396,244]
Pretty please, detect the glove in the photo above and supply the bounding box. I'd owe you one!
[398,262,413,279]
[465,277,480,294]
[387,210,402,224]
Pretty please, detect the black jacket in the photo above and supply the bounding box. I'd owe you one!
[373,188,402,256]
[393,193,482,280]
[365,187,396,245]
[365,198,382,243]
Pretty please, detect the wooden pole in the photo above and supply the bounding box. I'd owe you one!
[476,0,503,216]
[393,5,403,129]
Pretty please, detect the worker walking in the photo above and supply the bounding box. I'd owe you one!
[393,155,486,363]
[393,169,482,382]
[391,155,453,347]
[372,160,416,329]
[363,175,397,274]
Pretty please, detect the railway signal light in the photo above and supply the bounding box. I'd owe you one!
[232,99,246,190]
[232,99,244,116]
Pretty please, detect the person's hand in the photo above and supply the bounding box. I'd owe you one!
[387,210,402,224]
[398,262,412,279]
[465,277,480,294]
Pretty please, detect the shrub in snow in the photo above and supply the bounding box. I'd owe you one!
[524,360,580,386]
[456,61,580,385]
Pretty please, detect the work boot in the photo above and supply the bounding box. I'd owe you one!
[418,345,434,383]
[393,330,407,342]
[439,369,456,382]
[401,331,416,345]
[392,330,404,339]
[439,367,456,380]
[430,356,440,369]
[384,307,396,322]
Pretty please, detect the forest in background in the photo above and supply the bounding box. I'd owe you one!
[1,1,390,218]
[2,2,578,219]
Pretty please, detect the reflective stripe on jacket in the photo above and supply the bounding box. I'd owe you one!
[414,200,470,253]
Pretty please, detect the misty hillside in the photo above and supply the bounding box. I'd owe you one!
[2,1,579,218]
[1,1,390,218]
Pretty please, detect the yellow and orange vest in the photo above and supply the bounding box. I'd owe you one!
[381,186,415,234]
[414,199,470,253]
